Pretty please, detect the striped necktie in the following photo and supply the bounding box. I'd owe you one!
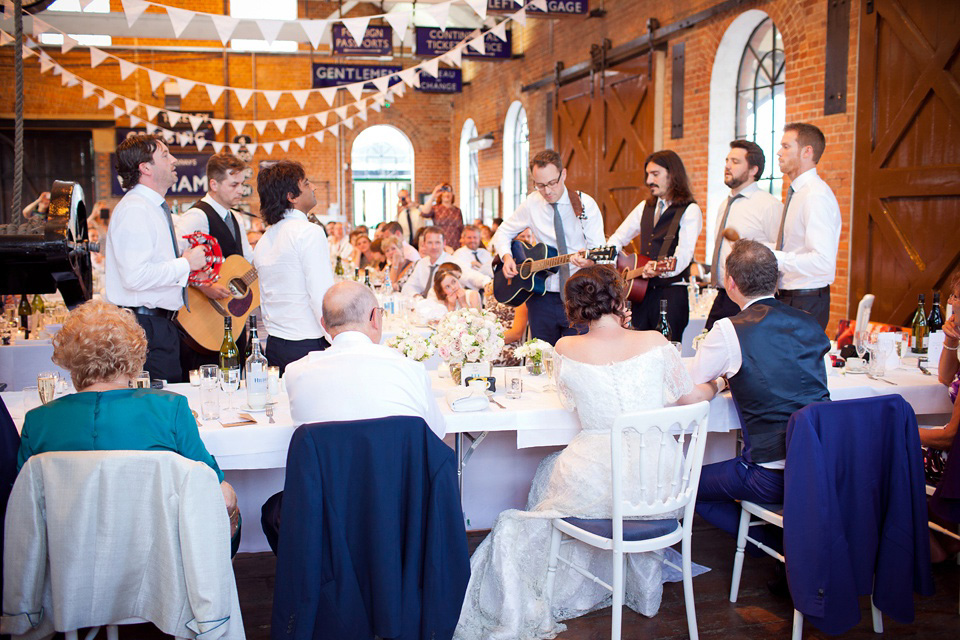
[710,194,743,287]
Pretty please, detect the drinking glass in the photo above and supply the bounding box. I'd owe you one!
[542,351,556,391]
[37,372,57,405]
[854,331,870,360]
[220,368,240,410]
[505,367,523,400]
[134,370,151,389]
[22,386,41,414]
[199,383,221,420]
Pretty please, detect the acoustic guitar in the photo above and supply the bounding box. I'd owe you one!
[492,240,617,307]
[176,254,260,352]
[616,253,678,303]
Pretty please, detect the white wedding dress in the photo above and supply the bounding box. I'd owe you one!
[455,344,706,640]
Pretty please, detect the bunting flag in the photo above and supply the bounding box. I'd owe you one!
[275,119,289,134]
[246,143,258,156]
[123,97,137,113]
[345,82,364,101]
[61,34,78,54]
[372,75,392,94]
[206,84,226,105]
[256,19,285,45]
[166,7,195,38]
[209,118,226,134]
[293,136,307,149]
[315,112,329,127]
[120,0,149,29]
[513,8,528,26]
[531,0,549,11]
[144,104,161,121]
[356,108,368,122]
[278,139,290,152]
[210,141,225,153]
[465,0,488,21]
[421,58,440,78]
[320,86,338,107]
[328,124,340,138]
[444,45,464,67]
[89,47,109,68]
[81,81,96,99]
[333,106,348,120]
[118,59,138,80]
[262,142,274,155]
[294,115,309,130]
[263,90,283,110]
[196,136,208,151]
[300,19,327,50]
[234,88,254,108]
[0,31,12,47]
[469,34,486,56]
[177,77,197,98]
[210,14,240,45]
[146,69,166,91]
[254,120,269,135]
[312,130,325,144]
[427,1,452,31]
[291,89,311,110]
[128,114,142,127]
[491,21,509,42]
[383,11,411,40]
[187,114,205,132]
[341,16,371,49]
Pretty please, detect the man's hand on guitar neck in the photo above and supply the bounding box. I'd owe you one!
[641,260,660,279]
[569,250,594,269]
[195,282,232,300]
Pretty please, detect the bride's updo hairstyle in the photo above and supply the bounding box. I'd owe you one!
[563,265,629,326]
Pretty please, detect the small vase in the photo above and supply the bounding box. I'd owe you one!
[449,363,462,385]
[527,358,543,376]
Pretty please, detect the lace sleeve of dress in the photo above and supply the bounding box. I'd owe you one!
[662,344,695,405]
[556,355,576,411]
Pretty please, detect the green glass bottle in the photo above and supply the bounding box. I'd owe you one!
[910,294,927,354]
[18,293,32,338]
[218,316,241,383]
[31,294,45,314]
[334,255,345,278]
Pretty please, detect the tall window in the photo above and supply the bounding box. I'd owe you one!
[351,125,414,229]
[459,119,479,223]
[230,0,298,52]
[39,0,112,47]
[502,101,529,212]
[735,18,785,197]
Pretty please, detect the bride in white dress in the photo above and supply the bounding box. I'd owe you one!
[455,266,722,640]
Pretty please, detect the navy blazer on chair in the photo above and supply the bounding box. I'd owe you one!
[271,416,470,640]
[1,396,21,611]
[783,395,935,635]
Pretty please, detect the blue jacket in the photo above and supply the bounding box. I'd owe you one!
[783,395,934,634]
[271,416,470,640]
[1,396,21,608]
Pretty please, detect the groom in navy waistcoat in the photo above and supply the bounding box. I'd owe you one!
[690,239,830,553]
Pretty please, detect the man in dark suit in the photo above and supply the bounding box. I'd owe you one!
[689,239,831,553]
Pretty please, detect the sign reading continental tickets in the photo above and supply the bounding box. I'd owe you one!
[488,0,589,14]
[312,63,403,89]
[331,24,394,56]
[415,27,512,59]
[417,68,463,93]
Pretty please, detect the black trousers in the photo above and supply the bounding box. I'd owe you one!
[705,288,742,331]
[526,292,582,346]
[133,313,183,383]
[632,285,689,341]
[777,286,830,330]
[265,335,330,376]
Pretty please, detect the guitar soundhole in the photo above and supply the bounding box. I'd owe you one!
[519,261,533,279]
[227,278,248,298]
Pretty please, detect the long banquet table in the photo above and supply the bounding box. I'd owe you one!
[2,361,952,553]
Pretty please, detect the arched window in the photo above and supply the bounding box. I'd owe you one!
[502,101,529,212]
[735,17,786,196]
[350,125,414,229]
[459,119,479,222]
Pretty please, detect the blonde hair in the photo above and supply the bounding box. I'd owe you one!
[52,300,148,389]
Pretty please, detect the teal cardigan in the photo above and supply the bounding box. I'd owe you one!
[18,389,223,483]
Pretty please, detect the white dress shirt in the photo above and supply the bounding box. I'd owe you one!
[284,331,446,438]
[452,246,494,278]
[712,183,782,285]
[328,235,353,263]
[104,184,190,311]
[252,209,334,341]
[397,205,424,244]
[491,187,606,293]
[769,168,841,290]
[607,199,703,282]
[400,254,490,297]
[175,195,254,262]
[402,241,421,263]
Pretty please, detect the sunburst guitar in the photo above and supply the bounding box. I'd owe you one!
[176,252,260,352]
[616,253,678,303]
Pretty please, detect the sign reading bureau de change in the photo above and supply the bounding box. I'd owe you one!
[331,24,394,56]
[488,0,588,14]
[415,27,512,59]
[418,68,463,93]
[312,63,403,89]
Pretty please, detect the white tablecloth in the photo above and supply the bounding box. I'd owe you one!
[0,340,69,392]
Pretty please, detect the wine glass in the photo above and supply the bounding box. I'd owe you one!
[543,350,556,392]
[37,372,57,405]
[854,330,869,361]
[219,367,240,410]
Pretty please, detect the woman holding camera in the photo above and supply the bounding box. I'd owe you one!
[420,183,464,250]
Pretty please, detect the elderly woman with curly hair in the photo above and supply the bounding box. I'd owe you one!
[16,300,241,554]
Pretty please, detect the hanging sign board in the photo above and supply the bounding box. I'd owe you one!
[415,27,512,59]
[417,68,462,93]
[488,0,589,14]
[312,63,403,89]
[115,126,214,150]
[331,24,394,56]
[110,152,210,197]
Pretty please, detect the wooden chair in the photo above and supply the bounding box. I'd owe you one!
[544,401,711,640]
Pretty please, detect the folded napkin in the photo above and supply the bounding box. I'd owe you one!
[445,387,489,412]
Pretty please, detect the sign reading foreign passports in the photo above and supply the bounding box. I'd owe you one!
[415,27,512,59]
[488,0,588,14]
[331,24,393,56]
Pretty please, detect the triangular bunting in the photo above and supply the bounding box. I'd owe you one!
[319,86,338,106]
[342,117,355,130]
[491,21,508,42]
[393,82,406,98]
[256,19,285,45]
[210,14,240,46]
[234,88,254,108]
[118,59,138,80]
[312,131,325,144]
[513,8,527,26]
[532,0,549,11]
[469,34,486,56]
[465,0,488,21]
[246,143,258,156]
[144,104,161,121]
[112,105,126,119]
[232,121,248,134]
[300,19,327,50]
[372,75,392,94]
[61,34,78,54]
[128,115,142,127]
[293,136,306,149]
[315,112,329,126]
[291,89,311,109]
[341,16,371,48]
[383,10,411,40]
[206,84,225,104]
[328,124,340,138]
[443,45,463,67]
[356,108,368,122]
[211,141,225,153]
[97,93,113,109]
[399,67,418,87]
[263,90,282,110]
[294,115,309,130]
[278,139,290,152]
[209,118,226,134]
[144,122,158,134]
[187,114,205,132]
[39,55,55,74]
[275,119,289,134]
[421,58,440,78]
[31,18,51,37]
[0,32,12,47]
[123,98,137,113]
[120,0,149,29]
[89,47,109,68]
[177,78,197,98]
[427,1,451,31]
[196,137,208,152]
[370,101,382,113]
[253,120,269,135]
[146,69,166,91]
[81,81,96,99]
[165,7,195,38]
[346,82,364,101]
[229,143,241,154]
[334,106,348,120]
[262,142,274,155]
[101,89,117,105]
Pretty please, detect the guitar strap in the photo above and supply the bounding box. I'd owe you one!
[656,203,685,261]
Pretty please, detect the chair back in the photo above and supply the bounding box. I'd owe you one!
[610,401,710,535]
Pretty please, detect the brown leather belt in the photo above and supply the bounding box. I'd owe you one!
[778,286,829,297]
[121,305,177,321]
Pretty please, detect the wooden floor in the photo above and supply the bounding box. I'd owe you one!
[62,519,960,639]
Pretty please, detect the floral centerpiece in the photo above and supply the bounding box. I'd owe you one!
[432,309,505,384]
[385,328,435,362]
[514,338,553,375]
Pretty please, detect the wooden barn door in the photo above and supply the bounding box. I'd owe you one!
[851,0,960,324]
[554,49,655,244]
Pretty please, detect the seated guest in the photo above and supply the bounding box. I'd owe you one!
[478,224,493,248]
[327,221,353,263]
[401,227,489,298]
[452,225,494,278]
[433,264,482,312]
[938,272,960,399]
[381,220,422,262]
[483,282,528,367]
[690,240,830,557]
[348,229,375,270]
[284,281,445,438]
[16,301,240,551]
[456,266,718,639]
[381,236,416,291]
[366,238,387,271]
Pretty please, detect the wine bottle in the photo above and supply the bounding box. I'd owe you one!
[363,268,372,289]
[353,268,360,282]
[18,294,32,339]
[244,314,268,410]
[31,294,45,314]
[656,299,672,341]
[334,255,345,278]
[927,292,944,333]
[218,316,240,384]
[910,294,927,354]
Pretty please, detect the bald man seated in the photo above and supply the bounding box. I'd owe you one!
[283,281,446,438]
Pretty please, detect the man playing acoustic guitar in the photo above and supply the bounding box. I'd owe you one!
[491,150,606,345]
[607,150,703,339]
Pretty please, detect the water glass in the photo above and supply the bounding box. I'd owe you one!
[505,367,523,400]
[199,383,221,420]
[134,370,151,389]
[199,364,219,387]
